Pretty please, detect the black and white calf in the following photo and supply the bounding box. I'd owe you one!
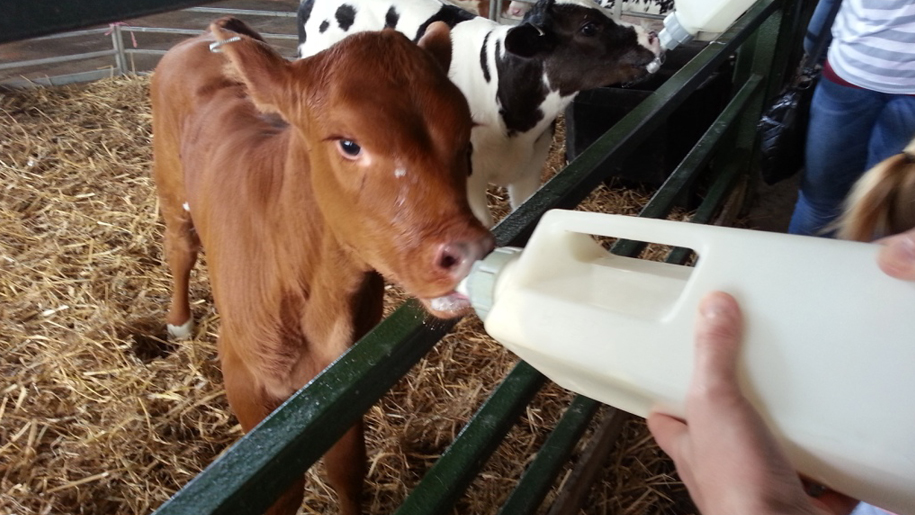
[298,0,663,227]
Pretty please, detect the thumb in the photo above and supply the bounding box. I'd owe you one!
[691,292,743,398]
[647,412,688,461]
[877,229,915,281]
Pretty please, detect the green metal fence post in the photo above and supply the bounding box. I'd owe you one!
[393,361,547,515]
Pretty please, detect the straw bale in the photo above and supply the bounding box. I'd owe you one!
[0,74,695,515]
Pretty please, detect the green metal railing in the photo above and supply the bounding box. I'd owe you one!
[7,0,811,512]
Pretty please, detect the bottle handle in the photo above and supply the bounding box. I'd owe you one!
[538,210,710,253]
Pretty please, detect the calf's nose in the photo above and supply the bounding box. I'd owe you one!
[435,236,495,282]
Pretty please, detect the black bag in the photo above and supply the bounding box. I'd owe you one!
[756,0,842,185]
[757,72,817,185]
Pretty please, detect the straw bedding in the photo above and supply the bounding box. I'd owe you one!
[0,74,696,515]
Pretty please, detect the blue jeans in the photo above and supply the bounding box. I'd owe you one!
[788,78,915,236]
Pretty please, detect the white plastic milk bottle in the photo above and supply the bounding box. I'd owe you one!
[659,0,758,51]
[458,209,915,515]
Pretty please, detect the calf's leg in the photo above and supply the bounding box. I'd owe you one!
[507,170,542,211]
[508,128,552,210]
[221,343,308,515]
[152,110,199,339]
[161,204,199,339]
[221,338,366,515]
[466,170,495,228]
[325,423,366,515]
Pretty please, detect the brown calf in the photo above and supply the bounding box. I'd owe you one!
[151,17,493,515]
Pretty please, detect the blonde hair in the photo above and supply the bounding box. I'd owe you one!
[835,137,915,242]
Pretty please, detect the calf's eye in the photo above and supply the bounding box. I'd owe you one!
[337,139,362,159]
[580,22,598,37]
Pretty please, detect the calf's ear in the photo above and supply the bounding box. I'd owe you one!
[504,22,555,58]
[418,21,453,72]
[210,20,293,115]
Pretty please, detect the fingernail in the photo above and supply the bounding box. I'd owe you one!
[700,294,730,320]
[882,234,915,274]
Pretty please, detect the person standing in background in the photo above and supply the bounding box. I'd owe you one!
[788,0,915,237]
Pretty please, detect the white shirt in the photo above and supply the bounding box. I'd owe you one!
[828,0,915,94]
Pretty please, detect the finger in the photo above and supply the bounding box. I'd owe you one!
[691,292,743,398]
[877,230,915,281]
[647,412,688,462]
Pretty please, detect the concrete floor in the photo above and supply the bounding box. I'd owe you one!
[745,171,801,233]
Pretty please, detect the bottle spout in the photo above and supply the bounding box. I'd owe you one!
[458,247,522,322]
[658,11,694,52]
[456,273,471,298]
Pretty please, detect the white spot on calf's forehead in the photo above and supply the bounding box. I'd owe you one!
[395,168,406,178]
[182,202,190,212]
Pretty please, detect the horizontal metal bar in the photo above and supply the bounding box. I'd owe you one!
[623,12,665,20]
[120,26,203,36]
[264,34,305,41]
[1,25,296,77]
[3,6,295,45]
[119,26,299,40]
[666,246,693,265]
[233,32,298,41]
[0,69,117,89]
[665,150,750,266]
[0,49,116,71]
[123,49,168,57]
[19,27,110,41]
[184,6,298,18]
[394,361,547,515]
[120,43,295,60]
[610,73,765,256]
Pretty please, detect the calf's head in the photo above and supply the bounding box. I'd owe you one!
[211,21,493,318]
[509,0,662,94]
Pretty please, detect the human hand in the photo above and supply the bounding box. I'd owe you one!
[876,227,915,281]
[646,292,856,515]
